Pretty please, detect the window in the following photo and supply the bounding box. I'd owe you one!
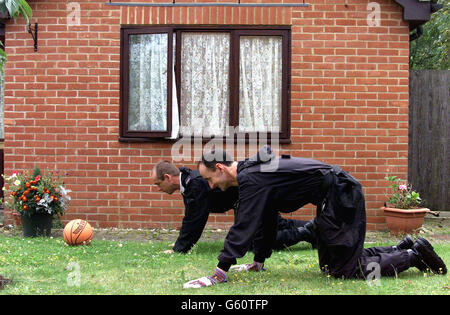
[120,26,291,142]
[121,28,174,138]
[179,32,231,137]
[238,34,283,133]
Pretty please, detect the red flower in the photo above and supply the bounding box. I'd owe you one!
[35,175,41,182]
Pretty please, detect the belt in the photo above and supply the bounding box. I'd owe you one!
[319,165,342,207]
[322,165,341,190]
[331,164,343,175]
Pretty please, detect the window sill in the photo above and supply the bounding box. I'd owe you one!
[118,137,178,143]
[107,2,309,8]
[118,136,291,144]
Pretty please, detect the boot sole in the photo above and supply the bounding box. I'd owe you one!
[414,238,447,275]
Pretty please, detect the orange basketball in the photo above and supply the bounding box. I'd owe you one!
[63,219,93,246]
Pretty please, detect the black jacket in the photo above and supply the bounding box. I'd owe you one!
[172,167,238,253]
[218,146,366,278]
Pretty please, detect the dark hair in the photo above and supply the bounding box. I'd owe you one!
[154,160,180,180]
[199,148,234,171]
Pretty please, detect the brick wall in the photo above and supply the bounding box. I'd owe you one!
[3,0,409,231]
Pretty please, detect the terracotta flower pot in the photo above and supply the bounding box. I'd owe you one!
[382,206,430,235]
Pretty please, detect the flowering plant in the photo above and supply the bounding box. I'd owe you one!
[2,167,71,217]
[384,176,423,209]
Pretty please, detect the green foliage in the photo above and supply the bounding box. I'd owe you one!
[384,176,423,209]
[0,0,33,73]
[0,41,6,73]
[31,166,41,179]
[1,168,70,217]
[0,0,32,22]
[410,0,450,70]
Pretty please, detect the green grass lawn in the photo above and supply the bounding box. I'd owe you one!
[0,233,449,295]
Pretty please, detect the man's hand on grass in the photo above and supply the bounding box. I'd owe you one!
[161,243,175,254]
[183,268,227,289]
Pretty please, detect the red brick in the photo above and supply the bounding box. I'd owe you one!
[2,0,410,231]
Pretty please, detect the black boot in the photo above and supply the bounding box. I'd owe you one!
[297,220,317,249]
[411,237,447,275]
[394,236,414,250]
[407,249,427,272]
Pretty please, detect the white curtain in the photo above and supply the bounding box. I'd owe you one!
[128,33,168,132]
[180,32,230,137]
[169,53,179,139]
[239,36,282,133]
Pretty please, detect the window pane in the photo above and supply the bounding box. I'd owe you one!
[128,33,168,132]
[180,32,230,137]
[239,36,282,133]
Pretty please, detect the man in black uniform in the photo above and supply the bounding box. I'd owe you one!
[183,147,447,288]
[151,160,316,254]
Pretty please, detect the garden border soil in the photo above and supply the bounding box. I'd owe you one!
[1,219,448,244]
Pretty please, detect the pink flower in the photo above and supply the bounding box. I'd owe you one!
[399,184,407,191]
[35,175,41,181]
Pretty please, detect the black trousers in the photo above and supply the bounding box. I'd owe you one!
[357,246,411,278]
[315,168,412,279]
[273,218,309,250]
[317,241,412,279]
[249,217,309,252]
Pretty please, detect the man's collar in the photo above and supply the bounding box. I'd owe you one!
[179,174,185,194]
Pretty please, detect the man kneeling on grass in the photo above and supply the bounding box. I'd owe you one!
[183,146,447,288]
[151,160,316,254]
